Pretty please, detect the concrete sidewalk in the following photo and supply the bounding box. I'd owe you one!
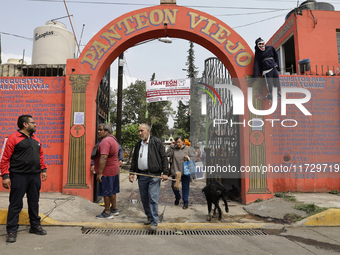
[0,171,340,230]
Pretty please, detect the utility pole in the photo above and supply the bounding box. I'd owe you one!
[116,53,124,144]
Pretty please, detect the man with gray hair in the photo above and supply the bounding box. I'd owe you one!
[93,123,120,219]
[129,124,168,231]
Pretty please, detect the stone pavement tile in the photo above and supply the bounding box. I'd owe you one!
[244,197,307,220]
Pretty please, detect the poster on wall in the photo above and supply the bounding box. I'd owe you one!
[0,76,65,192]
[145,78,190,102]
[269,75,340,181]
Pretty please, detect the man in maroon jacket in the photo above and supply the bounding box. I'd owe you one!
[0,115,48,243]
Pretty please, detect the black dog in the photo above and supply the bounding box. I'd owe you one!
[202,180,240,221]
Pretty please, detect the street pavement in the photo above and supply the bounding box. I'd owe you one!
[1,169,340,253]
[0,170,340,231]
[1,226,340,254]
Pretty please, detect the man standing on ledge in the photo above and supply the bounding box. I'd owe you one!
[129,124,168,231]
[0,115,47,243]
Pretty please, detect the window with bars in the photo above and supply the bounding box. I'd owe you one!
[337,30,340,63]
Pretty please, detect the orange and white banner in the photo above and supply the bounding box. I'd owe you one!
[146,78,190,102]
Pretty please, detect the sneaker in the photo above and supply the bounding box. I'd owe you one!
[150,225,157,231]
[174,199,180,206]
[265,93,273,101]
[144,220,151,225]
[6,233,17,243]
[29,226,47,235]
[96,210,113,219]
[183,204,188,209]
[110,208,119,216]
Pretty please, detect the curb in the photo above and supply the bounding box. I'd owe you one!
[2,208,340,229]
[0,208,284,230]
[299,208,340,227]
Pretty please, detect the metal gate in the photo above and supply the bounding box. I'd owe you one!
[93,68,111,202]
[201,57,241,191]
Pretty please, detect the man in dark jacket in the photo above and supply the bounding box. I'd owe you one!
[129,123,168,231]
[0,115,48,243]
[253,37,281,101]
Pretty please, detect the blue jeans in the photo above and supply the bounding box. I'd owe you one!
[171,175,190,204]
[138,176,161,226]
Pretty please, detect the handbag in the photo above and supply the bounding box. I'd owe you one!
[183,160,196,176]
[90,143,99,160]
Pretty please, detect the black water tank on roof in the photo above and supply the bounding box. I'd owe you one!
[285,0,334,21]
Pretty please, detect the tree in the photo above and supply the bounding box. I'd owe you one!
[147,73,174,139]
[109,75,174,140]
[109,89,117,127]
[122,80,147,124]
[115,123,139,163]
[186,41,199,79]
[184,41,205,146]
[174,100,190,135]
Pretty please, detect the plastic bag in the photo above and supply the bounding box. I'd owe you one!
[183,160,196,176]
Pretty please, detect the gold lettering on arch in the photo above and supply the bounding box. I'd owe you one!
[236,51,252,67]
[133,12,150,29]
[164,9,178,24]
[225,41,245,54]
[92,41,110,59]
[116,16,135,35]
[150,9,164,25]
[188,12,208,29]
[211,24,231,44]
[187,11,252,67]
[101,25,122,46]
[81,50,99,70]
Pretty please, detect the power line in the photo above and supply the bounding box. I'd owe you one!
[29,0,154,6]
[216,9,286,16]
[29,0,291,11]
[232,13,286,29]
[0,32,33,41]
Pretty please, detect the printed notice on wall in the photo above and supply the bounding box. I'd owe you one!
[74,112,84,125]
[0,77,65,192]
[270,75,340,179]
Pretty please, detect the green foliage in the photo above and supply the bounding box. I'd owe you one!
[182,41,205,145]
[254,198,263,203]
[109,89,117,126]
[185,42,199,79]
[294,203,327,215]
[329,190,340,195]
[122,80,147,124]
[109,75,174,140]
[115,123,139,162]
[274,193,297,202]
[284,213,302,222]
[174,101,190,136]
[174,128,190,139]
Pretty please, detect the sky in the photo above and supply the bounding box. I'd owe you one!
[1,0,340,127]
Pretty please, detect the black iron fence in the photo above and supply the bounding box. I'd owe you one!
[283,64,340,76]
[0,64,66,77]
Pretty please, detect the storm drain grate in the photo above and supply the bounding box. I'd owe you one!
[82,228,267,236]
[128,200,207,205]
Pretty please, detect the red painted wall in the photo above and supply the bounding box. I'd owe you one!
[265,75,340,192]
[269,10,340,72]
[0,77,65,193]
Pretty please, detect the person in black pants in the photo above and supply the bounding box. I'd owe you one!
[0,115,48,243]
[253,37,281,101]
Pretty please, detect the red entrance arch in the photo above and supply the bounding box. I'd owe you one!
[62,4,272,204]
